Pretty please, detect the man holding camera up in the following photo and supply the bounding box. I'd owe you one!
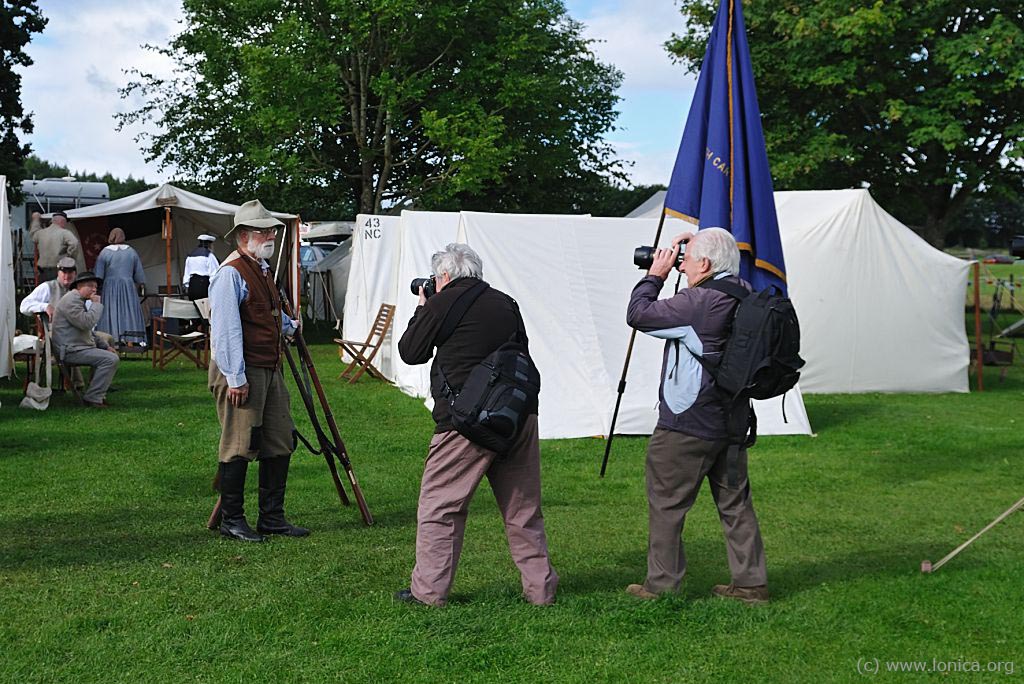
[625,227,769,604]
[394,243,558,607]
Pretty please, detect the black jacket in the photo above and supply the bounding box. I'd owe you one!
[398,277,536,433]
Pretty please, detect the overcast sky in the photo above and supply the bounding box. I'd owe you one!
[20,0,695,191]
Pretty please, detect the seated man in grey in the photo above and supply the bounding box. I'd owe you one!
[51,271,120,408]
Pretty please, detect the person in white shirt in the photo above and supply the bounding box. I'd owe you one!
[20,257,114,387]
[20,257,78,320]
[183,233,221,300]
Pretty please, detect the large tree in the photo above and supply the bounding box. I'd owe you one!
[667,1,1024,246]
[0,0,46,204]
[119,0,624,218]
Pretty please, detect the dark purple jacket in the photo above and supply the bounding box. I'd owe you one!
[626,273,749,440]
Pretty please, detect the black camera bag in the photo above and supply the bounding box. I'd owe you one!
[435,281,541,456]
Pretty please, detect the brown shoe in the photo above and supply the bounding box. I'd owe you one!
[711,583,769,605]
[625,583,659,600]
[82,400,109,409]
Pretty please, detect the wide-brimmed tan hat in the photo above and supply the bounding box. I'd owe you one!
[230,199,285,234]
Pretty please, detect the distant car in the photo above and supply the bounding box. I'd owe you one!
[982,254,1016,264]
[300,243,329,270]
[299,243,329,291]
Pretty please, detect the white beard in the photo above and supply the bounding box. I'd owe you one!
[247,237,275,260]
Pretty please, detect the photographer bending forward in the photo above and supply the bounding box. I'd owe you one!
[626,228,768,604]
[396,243,558,607]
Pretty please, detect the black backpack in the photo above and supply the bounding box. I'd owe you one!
[435,281,541,456]
[699,279,804,402]
[692,277,805,485]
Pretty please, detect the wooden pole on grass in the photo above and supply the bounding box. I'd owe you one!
[974,261,983,392]
[293,215,302,316]
[163,207,173,294]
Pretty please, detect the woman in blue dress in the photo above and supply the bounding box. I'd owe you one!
[95,227,146,346]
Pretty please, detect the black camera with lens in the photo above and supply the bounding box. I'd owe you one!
[410,275,437,299]
[634,240,687,270]
[1011,235,1024,260]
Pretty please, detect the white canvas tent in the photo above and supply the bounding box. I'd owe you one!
[342,215,403,379]
[630,189,970,393]
[343,210,811,438]
[1,176,15,378]
[58,184,300,303]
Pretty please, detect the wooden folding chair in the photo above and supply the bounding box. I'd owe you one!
[31,314,89,398]
[152,297,210,370]
[333,303,395,383]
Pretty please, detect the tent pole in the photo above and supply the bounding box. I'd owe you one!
[600,206,671,477]
[974,261,983,392]
[294,216,302,316]
[164,207,173,294]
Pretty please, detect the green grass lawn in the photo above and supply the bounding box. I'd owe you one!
[1,336,1022,682]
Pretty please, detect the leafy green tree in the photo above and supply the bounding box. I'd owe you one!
[118,0,624,219]
[0,1,46,204]
[24,155,154,199]
[667,1,1024,246]
[950,191,1024,248]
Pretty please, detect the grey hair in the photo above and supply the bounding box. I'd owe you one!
[431,243,483,280]
[690,227,740,275]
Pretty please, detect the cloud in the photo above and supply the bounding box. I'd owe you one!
[566,0,698,188]
[84,66,117,95]
[18,0,183,180]
[572,0,694,92]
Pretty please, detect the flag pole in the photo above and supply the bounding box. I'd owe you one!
[600,205,670,478]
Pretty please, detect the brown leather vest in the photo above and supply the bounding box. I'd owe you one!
[225,253,282,369]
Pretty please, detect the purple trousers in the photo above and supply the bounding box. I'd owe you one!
[410,415,558,606]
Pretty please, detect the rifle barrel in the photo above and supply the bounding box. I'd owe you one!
[283,342,352,508]
[294,332,374,526]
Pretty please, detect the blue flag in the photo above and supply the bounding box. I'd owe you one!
[663,0,787,294]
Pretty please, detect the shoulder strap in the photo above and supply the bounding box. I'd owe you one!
[435,281,489,348]
[699,277,749,301]
[504,294,528,345]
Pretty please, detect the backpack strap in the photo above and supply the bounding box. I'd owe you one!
[434,280,490,348]
[434,280,489,399]
[505,295,528,345]
[699,276,749,301]
[696,275,757,486]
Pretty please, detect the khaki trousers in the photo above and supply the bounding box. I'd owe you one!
[410,415,558,606]
[644,428,767,592]
[209,360,295,462]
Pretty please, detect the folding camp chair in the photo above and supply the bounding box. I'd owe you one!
[152,297,210,370]
[29,313,89,397]
[333,303,395,383]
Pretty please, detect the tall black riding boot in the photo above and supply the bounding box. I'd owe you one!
[218,459,267,542]
[257,455,310,537]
